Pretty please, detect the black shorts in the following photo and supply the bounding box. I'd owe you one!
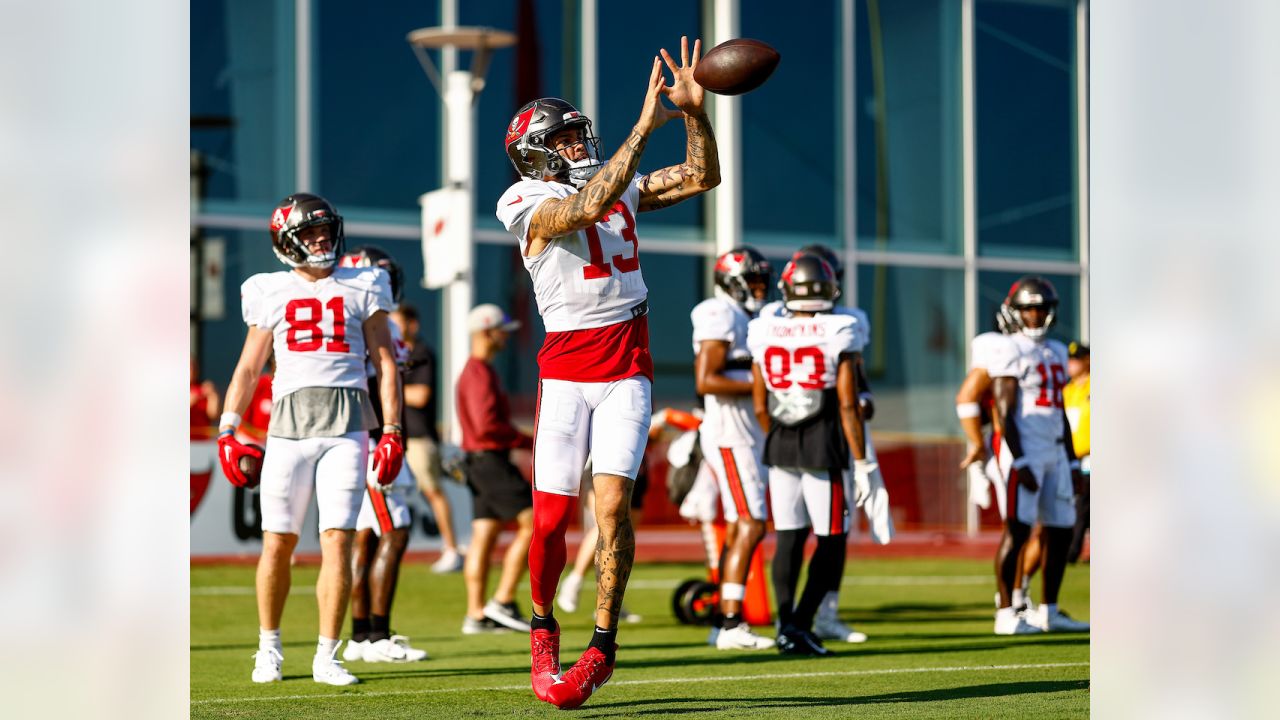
[763,392,849,470]
[465,451,533,521]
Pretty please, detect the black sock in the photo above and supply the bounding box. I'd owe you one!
[351,616,371,643]
[794,533,847,630]
[369,614,390,642]
[722,612,743,630]
[530,610,557,632]
[772,528,809,629]
[588,626,618,663]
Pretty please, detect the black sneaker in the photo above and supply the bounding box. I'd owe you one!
[775,625,833,656]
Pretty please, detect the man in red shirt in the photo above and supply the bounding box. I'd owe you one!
[456,304,536,635]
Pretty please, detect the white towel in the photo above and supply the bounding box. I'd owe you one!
[859,437,895,544]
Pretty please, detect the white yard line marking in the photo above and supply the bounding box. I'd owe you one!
[191,661,1089,706]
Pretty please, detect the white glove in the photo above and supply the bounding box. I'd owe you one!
[852,459,877,508]
[967,462,991,510]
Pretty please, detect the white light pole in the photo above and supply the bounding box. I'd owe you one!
[408,26,515,445]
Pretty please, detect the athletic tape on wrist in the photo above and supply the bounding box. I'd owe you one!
[219,412,242,432]
[955,402,981,419]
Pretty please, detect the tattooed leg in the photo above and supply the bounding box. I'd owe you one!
[591,474,636,631]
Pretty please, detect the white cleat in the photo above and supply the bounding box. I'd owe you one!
[557,574,583,613]
[994,607,1044,635]
[251,647,283,683]
[1025,605,1090,633]
[313,647,360,686]
[715,623,775,650]
[813,615,868,643]
[431,548,464,574]
[483,600,532,632]
[342,639,368,662]
[365,635,429,662]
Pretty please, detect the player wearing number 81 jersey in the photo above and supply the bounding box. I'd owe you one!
[218,193,404,687]
[497,36,721,710]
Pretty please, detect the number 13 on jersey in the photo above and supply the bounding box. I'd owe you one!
[582,202,639,280]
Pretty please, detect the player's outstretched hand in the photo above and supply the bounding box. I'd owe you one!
[660,36,705,115]
[372,432,404,486]
[637,56,683,135]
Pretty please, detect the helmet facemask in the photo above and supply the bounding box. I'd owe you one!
[506,99,603,189]
[1001,276,1060,341]
[1014,302,1057,339]
[714,247,772,315]
[540,121,603,188]
[279,220,343,269]
[270,194,345,270]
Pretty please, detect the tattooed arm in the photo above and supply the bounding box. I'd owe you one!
[638,111,721,212]
[639,37,721,212]
[526,57,676,257]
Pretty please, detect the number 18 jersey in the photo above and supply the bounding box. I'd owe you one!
[986,333,1070,455]
[241,267,394,400]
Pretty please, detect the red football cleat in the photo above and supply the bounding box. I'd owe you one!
[530,623,562,702]
[545,644,616,710]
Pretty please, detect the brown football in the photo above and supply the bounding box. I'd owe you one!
[693,38,780,96]
[239,444,265,488]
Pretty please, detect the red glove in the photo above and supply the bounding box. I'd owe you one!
[218,433,265,488]
[372,432,404,486]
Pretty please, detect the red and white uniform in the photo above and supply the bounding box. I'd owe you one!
[691,294,767,522]
[496,177,653,493]
[241,266,394,534]
[242,267,394,399]
[747,311,865,536]
[981,332,1075,527]
[357,319,414,535]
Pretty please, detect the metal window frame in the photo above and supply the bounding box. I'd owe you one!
[213,0,1088,340]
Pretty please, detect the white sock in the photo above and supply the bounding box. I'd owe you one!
[316,636,339,660]
[1012,588,1026,608]
[259,628,282,653]
[721,582,746,602]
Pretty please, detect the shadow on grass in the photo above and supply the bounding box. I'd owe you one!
[619,636,1087,671]
[577,679,1089,717]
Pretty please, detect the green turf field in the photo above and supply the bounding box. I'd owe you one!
[191,557,1089,718]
